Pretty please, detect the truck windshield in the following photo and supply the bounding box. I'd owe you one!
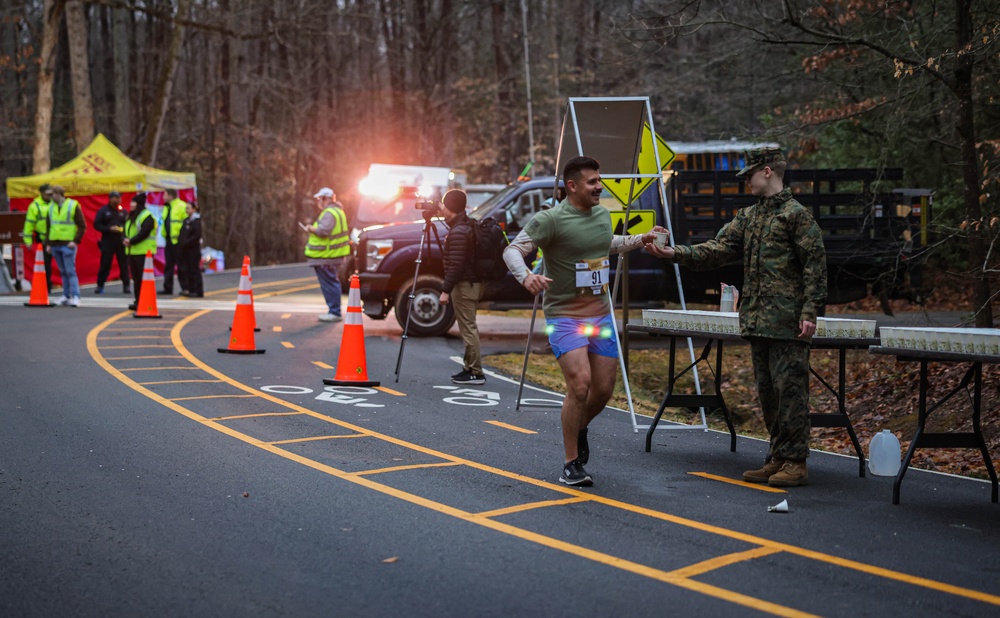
[468,184,519,221]
[354,196,423,228]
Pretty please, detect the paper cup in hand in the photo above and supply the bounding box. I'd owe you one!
[653,231,669,249]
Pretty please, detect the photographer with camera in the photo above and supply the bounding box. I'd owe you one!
[437,189,486,385]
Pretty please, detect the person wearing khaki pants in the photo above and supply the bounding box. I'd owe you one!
[438,189,486,385]
[450,279,484,380]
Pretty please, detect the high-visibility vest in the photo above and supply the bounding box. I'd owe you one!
[125,210,158,256]
[163,198,188,244]
[47,199,80,242]
[22,196,52,242]
[304,206,350,259]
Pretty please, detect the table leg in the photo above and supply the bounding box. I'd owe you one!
[894,359,929,505]
[645,335,677,452]
[838,347,866,477]
[715,340,737,452]
[971,363,999,503]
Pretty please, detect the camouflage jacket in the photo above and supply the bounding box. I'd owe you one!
[673,188,827,341]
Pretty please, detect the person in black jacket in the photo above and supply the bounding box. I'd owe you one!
[93,191,131,295]
[177,202,203,297]
[437,189,485,385]
[122,193,155,310]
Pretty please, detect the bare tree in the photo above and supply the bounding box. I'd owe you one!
[65,0,94,151]
[32,0,64,172]
[143,0,190,165]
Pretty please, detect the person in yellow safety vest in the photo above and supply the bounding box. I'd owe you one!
[22,183,55,292]
[304,186,350,322]
[123,193,158,310]
[159,188,189,295]
[46,185,87,307]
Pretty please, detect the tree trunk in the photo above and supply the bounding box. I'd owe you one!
[112,5,131,149]
[65,0,94,151]
[954,0,993,327]
[143,0,190,165]
[223,6,252,259]
[33,0,64,173]
[491,0,513,178]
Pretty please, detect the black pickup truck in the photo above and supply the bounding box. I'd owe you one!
[356,171,928,337]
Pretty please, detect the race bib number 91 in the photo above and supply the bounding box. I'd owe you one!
[576,257,610,295]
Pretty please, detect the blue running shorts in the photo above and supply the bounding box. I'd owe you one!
[546,314,618,359]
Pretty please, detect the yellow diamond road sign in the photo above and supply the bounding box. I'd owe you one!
[601,124,675,206]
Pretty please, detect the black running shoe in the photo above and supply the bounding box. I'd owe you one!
[559,459,593,487]
[451,370,466,380]
[452,371,486,385]
[578,427,590,465]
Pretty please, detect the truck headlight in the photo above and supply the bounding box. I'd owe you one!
[364,239,393,271]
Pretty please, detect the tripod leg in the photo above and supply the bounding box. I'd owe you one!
[394,216,438,382]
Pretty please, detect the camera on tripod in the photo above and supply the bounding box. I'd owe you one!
[414,199,440,214]
[400,184,441,215]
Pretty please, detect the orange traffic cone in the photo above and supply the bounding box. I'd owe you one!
[23,244,54,307]
[134,250,162,319]
[218,259,264,354]
[230,255,261,332]
[324,274,379,386]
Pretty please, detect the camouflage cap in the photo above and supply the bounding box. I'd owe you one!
[735,147,785,177]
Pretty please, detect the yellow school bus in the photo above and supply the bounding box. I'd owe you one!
[667,140,780,173]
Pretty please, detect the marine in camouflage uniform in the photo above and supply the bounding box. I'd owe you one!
[668,147,827,486]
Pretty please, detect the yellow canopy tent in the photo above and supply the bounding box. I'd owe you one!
[6,134,197,285]
[6,133,195,198]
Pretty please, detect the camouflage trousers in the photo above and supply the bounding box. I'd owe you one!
[749,338,811,461]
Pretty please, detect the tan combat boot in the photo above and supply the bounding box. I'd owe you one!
[742,459,784,483]
[767,459,809,487]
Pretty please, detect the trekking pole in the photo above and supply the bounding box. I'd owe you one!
[515,291,541,410]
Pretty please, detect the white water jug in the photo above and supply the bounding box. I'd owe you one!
[869,430,902,476]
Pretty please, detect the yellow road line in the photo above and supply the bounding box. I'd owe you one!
[101,345,176,349]
[267,434,367,445]
[209,412,305,421]
[98,335,171,340]
[477,496,590,519]
[353,462,463,476]
[85,310,1000,613]
[120,366,198,372]
[689,472,788,494]
[255,283,320,299]
[484,420,537,435]
[171,394,259,402]
[272,326,282,332]
[281,313,292,319]
[281,342,295,349]
[138,379,223,385]
[669,547,784,578]
[205,277,315,297]
[312,361,334,369]
[374,386,405,396]
[107,328,173,331]
[105,355,184,360]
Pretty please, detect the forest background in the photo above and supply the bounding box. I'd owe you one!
[0,0,998,322]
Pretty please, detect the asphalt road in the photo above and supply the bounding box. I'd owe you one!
[1,264,998,617]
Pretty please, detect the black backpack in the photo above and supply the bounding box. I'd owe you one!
[470,217,509,281]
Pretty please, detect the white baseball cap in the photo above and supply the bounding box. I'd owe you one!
[313,187,335,198]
